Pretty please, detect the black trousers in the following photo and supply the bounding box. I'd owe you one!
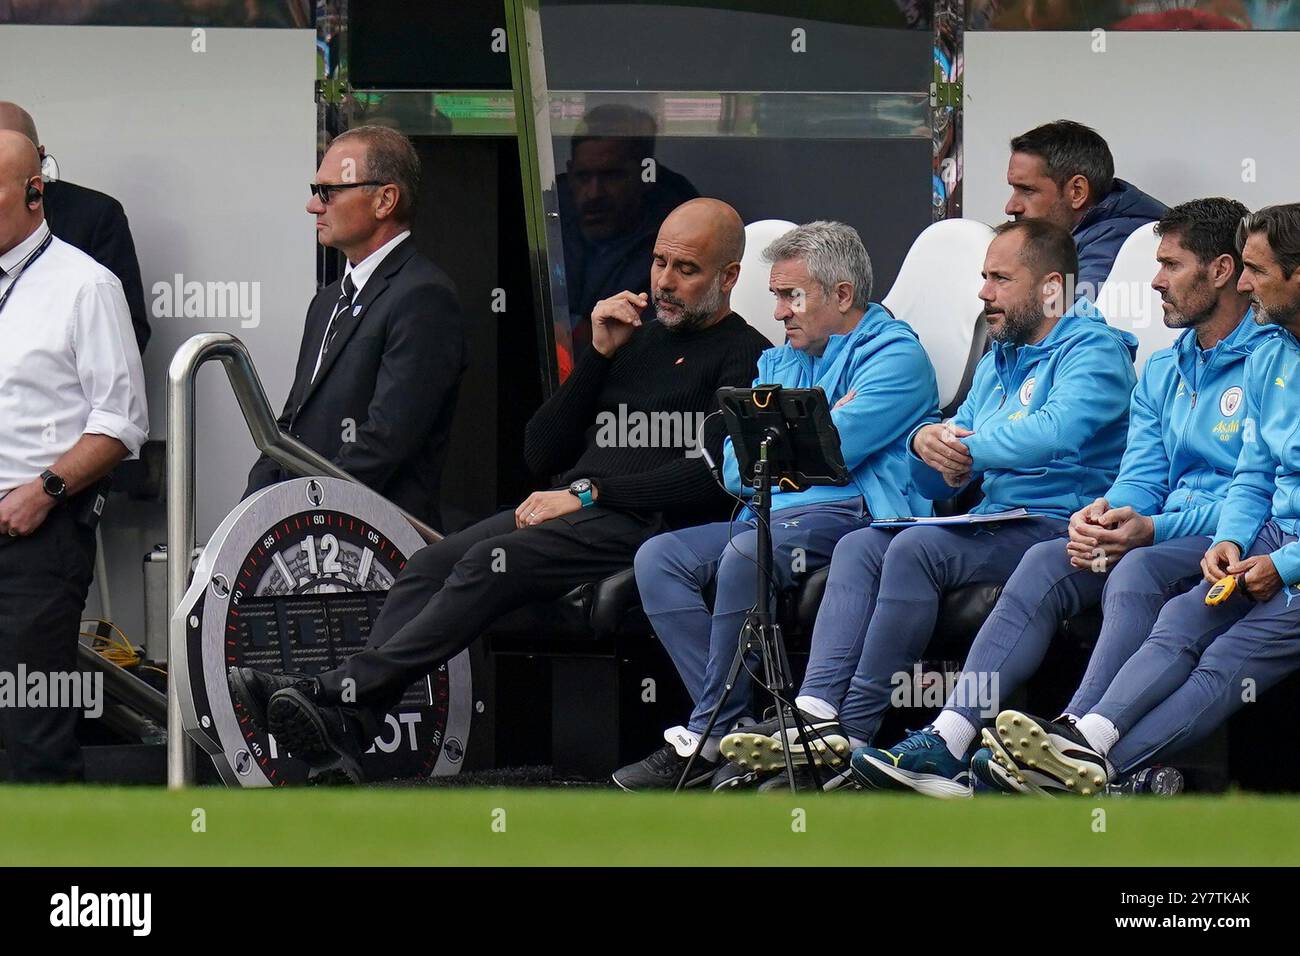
[318,509,665,712]
[318,506,665,713]
[0,506,96,782]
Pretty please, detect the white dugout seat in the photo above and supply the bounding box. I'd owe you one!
[884,218,995,411]
[1094,222,1176,373]
[735,217,995,414]
[733,219,798,346]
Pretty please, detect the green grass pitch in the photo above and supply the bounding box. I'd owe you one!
[1,787,1297,866]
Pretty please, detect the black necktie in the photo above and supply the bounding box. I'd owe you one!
[322,273,356,357]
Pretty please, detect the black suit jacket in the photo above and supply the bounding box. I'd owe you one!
[43,178,151,354]
[243,237,467,528]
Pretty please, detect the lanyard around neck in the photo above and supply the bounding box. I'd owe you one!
[0,231,54,318]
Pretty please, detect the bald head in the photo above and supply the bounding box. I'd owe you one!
[0,129,44,255]
[0,103,39,147]
[0,129,40,182]
[650,198,745,331]
[659,197,746,266]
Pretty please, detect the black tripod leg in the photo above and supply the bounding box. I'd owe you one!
[789,708,826,791]
[761,624,823,793]
[673,617,757,793]
[774,627,825,791]
[759,631,799,793]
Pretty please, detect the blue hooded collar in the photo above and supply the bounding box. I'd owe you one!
[1074,178,1168,236]
[992,296,1137,381]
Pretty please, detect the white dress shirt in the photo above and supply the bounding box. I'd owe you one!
[0,221,149,497]
[309,229,411,383]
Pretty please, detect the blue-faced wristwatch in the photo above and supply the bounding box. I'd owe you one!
[568,478,595,507]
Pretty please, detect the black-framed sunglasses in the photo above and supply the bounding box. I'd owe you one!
[310,181,384,203]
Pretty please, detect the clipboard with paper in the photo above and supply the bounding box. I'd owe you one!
[870,507,1029,528]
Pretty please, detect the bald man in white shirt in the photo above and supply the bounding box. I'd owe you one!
[0,130,148,782]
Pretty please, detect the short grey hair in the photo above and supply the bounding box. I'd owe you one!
[761,220,873,310]
[330,125,421,224]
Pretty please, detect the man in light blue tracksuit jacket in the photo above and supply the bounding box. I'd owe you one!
[989,205,1300,792]
[612,221,940,791]
[857,200,1271,796]
[723,218,1138,793]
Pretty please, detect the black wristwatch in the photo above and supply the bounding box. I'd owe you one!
[568,478,595,507]
[40,469,67,502]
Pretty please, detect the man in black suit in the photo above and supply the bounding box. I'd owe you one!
[0,102,150,354]
[243,125,466,529]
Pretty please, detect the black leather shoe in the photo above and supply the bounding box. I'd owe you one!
[227,667,320,732]
[266,688,366,785]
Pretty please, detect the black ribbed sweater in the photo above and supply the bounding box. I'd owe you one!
[523,314,770,527]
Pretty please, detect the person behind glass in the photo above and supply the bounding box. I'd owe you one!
[0,102,151,355]
[242,126,467,529]
[0,131,148,782]
[228,198,771,784]
[557,104,699,367]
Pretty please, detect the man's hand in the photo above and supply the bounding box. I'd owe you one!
[590,291,647,357]
[1202,540,1242,584]
[912,423,974,484]
[1227,553,1285,602]
[514,489,588,528]
[1067,498,1111,569]
[1071,502,1112,567]
[1067,498,1108,544]
[833,389,856,410]
[0,480,57,538]
[1067,504,1154,570]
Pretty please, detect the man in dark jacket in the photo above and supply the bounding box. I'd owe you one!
[1005,119,1167,299]
[0,102,150,354]
[242,126,466,529]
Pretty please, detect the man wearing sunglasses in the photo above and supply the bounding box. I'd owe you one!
[243,125,467,529]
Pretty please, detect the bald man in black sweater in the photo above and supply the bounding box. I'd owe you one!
[229,198,771,782]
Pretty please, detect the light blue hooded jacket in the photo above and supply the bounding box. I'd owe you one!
[907,297,1138,519]
[1213,326,1300,583]
[1107,313,1275,542]
[723,304,940,518]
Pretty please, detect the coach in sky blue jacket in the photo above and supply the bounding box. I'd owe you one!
[998,204,1300,785]
[907,295,1138,519]
[711,220,1144,794]
[614,221,941,790]
[1069,322,1300,773]
[722,303,939,521]
[859,199,1275,788]
[1212,328,1300,579]
[1109,313,1275,542]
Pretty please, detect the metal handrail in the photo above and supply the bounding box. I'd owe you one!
[166,332,441,788]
